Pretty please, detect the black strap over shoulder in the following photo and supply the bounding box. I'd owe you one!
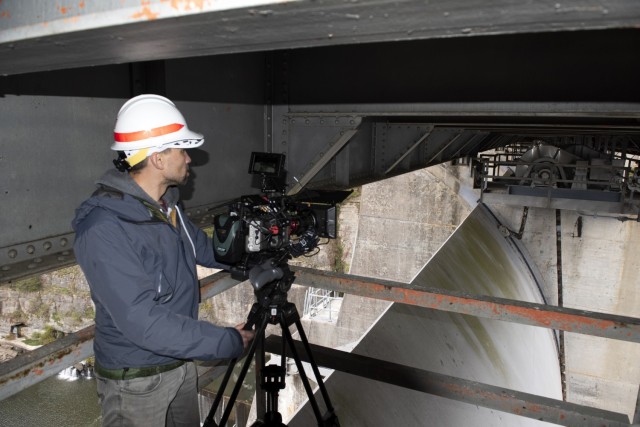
[91,185,174,226]
[91,185,124,199]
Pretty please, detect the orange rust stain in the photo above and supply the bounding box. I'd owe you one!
[0,10,9,18]
[168,0,207,11]
[58,4,71,15]
[391,285,632,337]
[525,403,544,413]
[491,304,500,315]
[507,305,615,332]
[33,368,44,375]
[132,4,160,20]
[79,1,85,9]
[63,15,80,24]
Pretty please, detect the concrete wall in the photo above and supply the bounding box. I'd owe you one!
[492,206,640,418]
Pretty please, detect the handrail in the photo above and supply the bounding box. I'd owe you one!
[2,267,640,425]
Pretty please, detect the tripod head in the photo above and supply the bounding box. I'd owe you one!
[245,258,295,330]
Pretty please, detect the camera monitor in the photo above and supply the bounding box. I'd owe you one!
[249,152,286,177]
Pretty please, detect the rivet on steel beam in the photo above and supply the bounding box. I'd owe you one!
[8,249,17,259]
[60,238,68,247]
[1,265,10,271]
[26,245,35,254]
[43,241,52,251]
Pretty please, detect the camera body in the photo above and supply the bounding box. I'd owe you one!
[213,152,342,282]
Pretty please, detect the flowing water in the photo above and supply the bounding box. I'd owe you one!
[0,367,101,427]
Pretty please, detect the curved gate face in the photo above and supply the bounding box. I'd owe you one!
[291,204,561,426]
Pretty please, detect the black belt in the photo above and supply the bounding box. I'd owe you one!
[95,360,185,380]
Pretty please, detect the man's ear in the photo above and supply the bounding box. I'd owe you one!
[148,152,165,170]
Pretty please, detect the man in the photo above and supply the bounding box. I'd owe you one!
[72,94,254,426]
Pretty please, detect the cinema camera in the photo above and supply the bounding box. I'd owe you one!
[205,152,343,427]
[212,152,345,285]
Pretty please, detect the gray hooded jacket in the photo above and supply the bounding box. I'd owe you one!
[72,169,243,369]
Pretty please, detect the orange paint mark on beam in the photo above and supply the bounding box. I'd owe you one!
[132,6,160,20]
[57,3,72,15]
[167,0,208,11]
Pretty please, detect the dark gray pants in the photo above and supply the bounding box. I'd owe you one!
[96,361,200,427]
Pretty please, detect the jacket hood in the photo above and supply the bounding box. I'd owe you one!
[72,169,180,231]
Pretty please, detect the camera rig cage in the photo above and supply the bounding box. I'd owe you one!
[212,152,349,282]
[205,152,345,426]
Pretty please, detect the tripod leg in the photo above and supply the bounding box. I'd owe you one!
[278,314,326,424]
[254,320,267,421]
[203,314,269,427]
[203,355,238,427]
[292,317,337,416]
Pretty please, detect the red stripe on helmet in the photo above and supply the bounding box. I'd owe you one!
[114,123,184,142]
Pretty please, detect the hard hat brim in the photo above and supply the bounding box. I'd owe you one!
[111,131,204,151]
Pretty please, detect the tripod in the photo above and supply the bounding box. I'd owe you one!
[203,261,340,427]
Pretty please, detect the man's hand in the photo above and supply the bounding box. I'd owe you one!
[235,323,255,350]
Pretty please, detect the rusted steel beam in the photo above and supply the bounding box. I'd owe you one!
[0,273,239,402]
[199,270,243,301]
[264,335,631,427]
[291,266,640,343]
[0,325,95,401]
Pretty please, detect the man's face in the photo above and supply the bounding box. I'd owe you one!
[160,148,192,186]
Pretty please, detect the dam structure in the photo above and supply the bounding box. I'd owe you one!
[285,160,639,426]
[1,2,640,426]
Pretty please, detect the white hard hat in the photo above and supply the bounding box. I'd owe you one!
[112,94,204,153]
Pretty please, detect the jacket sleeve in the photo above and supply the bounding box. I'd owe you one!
[74,214,243,361]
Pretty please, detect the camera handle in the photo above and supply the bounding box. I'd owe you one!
[203,295,340,427]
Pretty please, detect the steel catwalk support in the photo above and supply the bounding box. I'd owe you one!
[263,336,631,427]
[0,325,95,401]
[3,266,640,420]
[0,271,243,402]
[383,126,434,176]
[284,117,362,195]
[291,266,640,343]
